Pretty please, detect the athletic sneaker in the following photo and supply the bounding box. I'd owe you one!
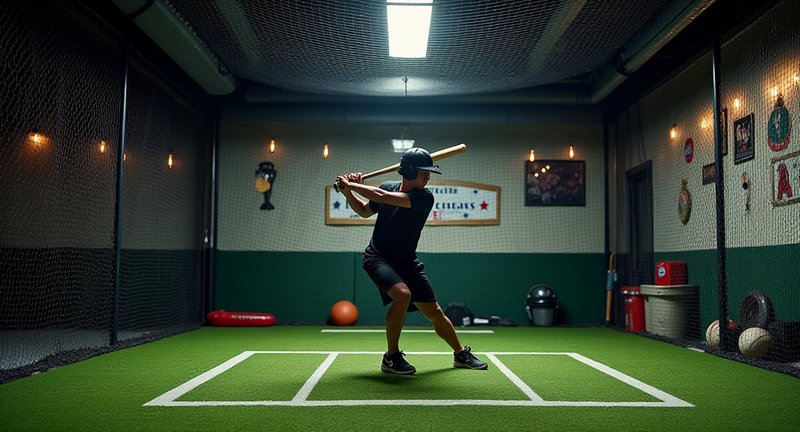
[453,346,488,370]
[381,351,416,375]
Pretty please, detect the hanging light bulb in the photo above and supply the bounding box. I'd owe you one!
[670,124,678,140]
[323,144,329,159]
[269,138,276,153]
[27,129,48,147]
[529,149,535,162]
[733,98,741,109]
[568,145,575,160]
[770,86,779,97]
[167,150,174,169]
[99,140,107,154]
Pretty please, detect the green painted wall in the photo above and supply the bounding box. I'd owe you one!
[215,251,606,326]
[657,243,800,332]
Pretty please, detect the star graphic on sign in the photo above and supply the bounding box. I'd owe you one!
[333,201,341,209]
[480,200,489,210]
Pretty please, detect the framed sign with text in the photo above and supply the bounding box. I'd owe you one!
[325,180,501,226]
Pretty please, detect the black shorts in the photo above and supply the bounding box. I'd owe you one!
[362,253,436,312]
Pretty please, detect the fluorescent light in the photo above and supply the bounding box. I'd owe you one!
[387,1,432,58]
[392,139,415,153]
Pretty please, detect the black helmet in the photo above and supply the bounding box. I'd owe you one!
[398,148,442,179]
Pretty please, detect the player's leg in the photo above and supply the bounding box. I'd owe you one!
[380,282,416,374]
[385,282,411,354]
[415,301,488,370]
[363,255,416,374]
[415,301,462,352]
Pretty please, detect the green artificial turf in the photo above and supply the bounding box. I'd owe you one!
[2,326,799,431]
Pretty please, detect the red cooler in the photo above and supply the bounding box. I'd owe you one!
[622,286,645,333]
[655,261,688,285]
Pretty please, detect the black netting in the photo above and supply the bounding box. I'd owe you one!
[166,0,668,96]
[117,54,209,341]
[612,0,800,378]
[0,0,209,383]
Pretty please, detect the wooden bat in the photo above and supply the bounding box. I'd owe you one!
[605,251,616,326]
[334,143,467,192]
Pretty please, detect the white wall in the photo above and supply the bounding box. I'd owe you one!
[614,0,800,253]
[218,122,605,253]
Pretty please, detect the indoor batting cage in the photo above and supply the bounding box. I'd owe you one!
[1,2,799,428]
[0,0,211,383]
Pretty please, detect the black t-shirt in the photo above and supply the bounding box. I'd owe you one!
[365,182,434,263]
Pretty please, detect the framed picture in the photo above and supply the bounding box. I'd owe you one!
[771,150,800,207]
[733,113,755,164]
[525,160,585,206]
[702,162,716,185]
[719,107,728,156]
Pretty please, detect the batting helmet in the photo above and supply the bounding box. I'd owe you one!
[398,148,442,179]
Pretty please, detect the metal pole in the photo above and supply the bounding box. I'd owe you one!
[111,43,130,346]
[711,33,730,350]
[206,116,220,315]
[603,116,612,325]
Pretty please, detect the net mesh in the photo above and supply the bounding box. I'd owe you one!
[2,0,798,384]
[0,0,208,383]
[166,0,668,96]
[612,0,800,377]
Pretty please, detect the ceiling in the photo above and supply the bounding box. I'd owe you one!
[111,0,761,105]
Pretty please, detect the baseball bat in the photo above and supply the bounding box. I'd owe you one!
[605,251,616,325]
[334,143,467,192]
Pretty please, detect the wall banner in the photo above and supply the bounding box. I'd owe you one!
[325,180,501,226]
[772,150,800,207]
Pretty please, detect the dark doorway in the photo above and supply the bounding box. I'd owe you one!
[626,161,654,286]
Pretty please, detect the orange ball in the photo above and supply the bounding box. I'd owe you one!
[330,300,358,326]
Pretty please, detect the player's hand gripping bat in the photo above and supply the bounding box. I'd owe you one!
[333,143,467,192]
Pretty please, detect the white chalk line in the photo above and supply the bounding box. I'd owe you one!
[321,329,494,334]
[145,351,693,408]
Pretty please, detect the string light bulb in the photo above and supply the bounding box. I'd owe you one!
[670,124,678,140]
[734,98,741,109]
[323,144,329,159]
[568,145,575,159]
[529,149,535,162]
[770,86,779,97]
[28,129,47,147]
[167,150,173,169]
[99,140,107,154]
[269,138,276,153]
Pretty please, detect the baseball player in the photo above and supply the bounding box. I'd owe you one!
[336,148,488,375]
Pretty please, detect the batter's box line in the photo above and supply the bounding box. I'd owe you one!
[144,351,693,408]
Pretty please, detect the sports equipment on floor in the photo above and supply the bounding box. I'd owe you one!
[329,300,358,326]
[705,319,738,348]
[738,327,772,359]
